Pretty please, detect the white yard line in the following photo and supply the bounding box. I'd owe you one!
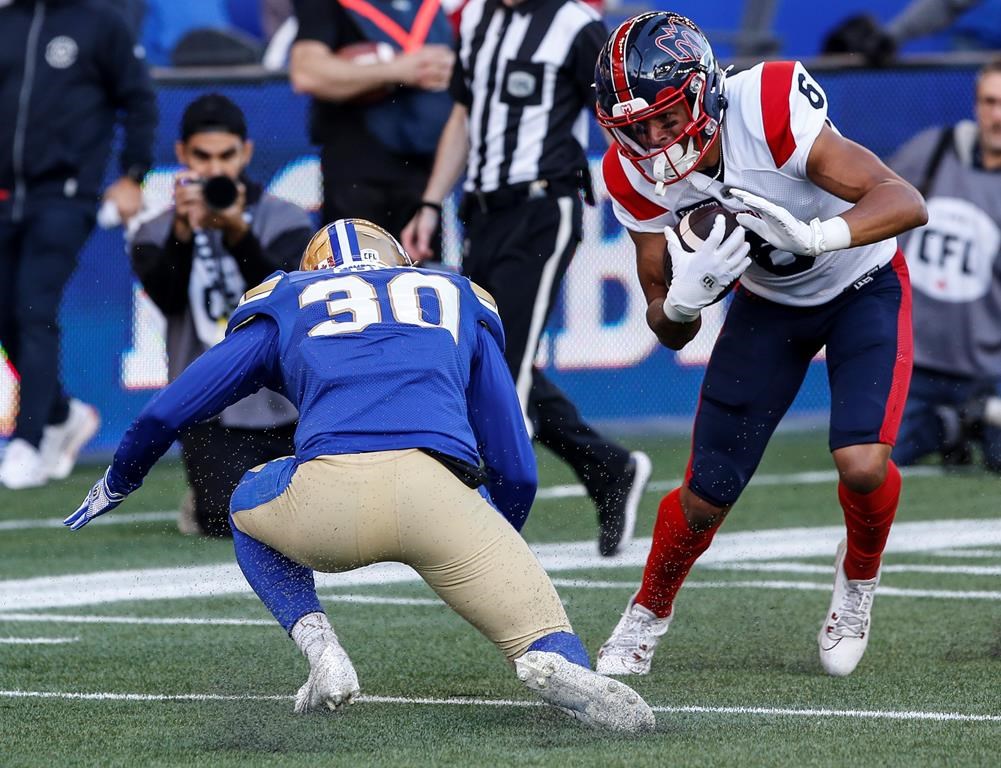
[549,578,1001,600]
[699,562,1001,576]
[0,467,951,532]
[4,518,1001,611]
[0,613,274,626]
[0,688,997,723]
[0,636,79,644]
[0,511,176,531]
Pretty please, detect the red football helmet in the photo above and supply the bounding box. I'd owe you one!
[595,12,726,187]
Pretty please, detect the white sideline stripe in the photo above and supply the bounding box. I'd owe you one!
[0,511,176,531]
[700,562,1001,576]
[4,518,1001,611]
[313,593,440,606]
[549,578,1001,600]
[0,636,79,644]
[4,575,998,632]
[1,689,997,723]
[932,548,1001,558]
[0,613,274,626]
[0,467,950,532]
[535,466,945,500]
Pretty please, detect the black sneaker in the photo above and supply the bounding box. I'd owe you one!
[596,451,652,557]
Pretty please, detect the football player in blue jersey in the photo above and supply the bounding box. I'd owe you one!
[64,219,654,732]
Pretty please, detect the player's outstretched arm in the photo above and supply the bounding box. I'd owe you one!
[64,319,282,530]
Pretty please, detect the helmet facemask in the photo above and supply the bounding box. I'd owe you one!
[595,13,726,189]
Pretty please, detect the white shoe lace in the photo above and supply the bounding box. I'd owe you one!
[829,581,875,639]
[605,608,666,659]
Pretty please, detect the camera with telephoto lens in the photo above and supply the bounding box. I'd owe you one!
[200,175,239,211]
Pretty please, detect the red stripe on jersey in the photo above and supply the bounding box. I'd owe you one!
[879,250,913,444]
[602,148,670,221]
[610,20,634,96]
[760,61,797,168]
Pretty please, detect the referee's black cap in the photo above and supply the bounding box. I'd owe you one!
[180,93,248,142]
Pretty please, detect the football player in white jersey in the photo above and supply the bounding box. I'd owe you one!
[592,12,927,678]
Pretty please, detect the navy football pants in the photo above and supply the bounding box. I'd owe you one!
[0,198,94,446]
[688,254,912,508]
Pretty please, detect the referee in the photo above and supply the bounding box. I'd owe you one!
[402,0,650,556]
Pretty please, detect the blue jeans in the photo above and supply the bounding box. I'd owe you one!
[892,366,1001,470]
[0,197,95,445]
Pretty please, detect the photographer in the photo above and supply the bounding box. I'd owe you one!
[130,93,313,536]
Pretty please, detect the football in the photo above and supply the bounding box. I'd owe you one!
[665,201,743,304]
[334,42,396,104]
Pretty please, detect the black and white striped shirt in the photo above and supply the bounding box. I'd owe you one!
[451,0,607,194]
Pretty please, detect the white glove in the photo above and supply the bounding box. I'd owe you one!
[63,468,128,531]
[730,188,851,257]
[663,215,751,323]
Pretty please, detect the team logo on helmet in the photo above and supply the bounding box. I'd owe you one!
[300,219,413,272]
[654,21,706,63]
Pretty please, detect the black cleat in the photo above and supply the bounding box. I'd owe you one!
[596,451,652,557]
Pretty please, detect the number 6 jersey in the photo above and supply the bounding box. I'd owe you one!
[602,60,898,307]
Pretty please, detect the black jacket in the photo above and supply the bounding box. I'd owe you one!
[0,0,157,214]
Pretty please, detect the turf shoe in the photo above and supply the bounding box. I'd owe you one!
[818,538,880,677]
[596,598,672,676]
[40,399,101,480]
[514,650,655,732]
[596,451,652,557]
[0,438,48,490]
[294,642,360,713]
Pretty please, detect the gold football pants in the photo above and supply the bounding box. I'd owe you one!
[231,449,571,660]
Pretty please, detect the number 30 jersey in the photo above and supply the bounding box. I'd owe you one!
[602,60,897,306]
[106,263,536,523]
[226,265,516,466]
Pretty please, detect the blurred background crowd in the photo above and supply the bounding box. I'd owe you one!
[1,0,999,537]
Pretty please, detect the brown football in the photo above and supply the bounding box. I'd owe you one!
[665,201,743,304]
[334,42,396,104]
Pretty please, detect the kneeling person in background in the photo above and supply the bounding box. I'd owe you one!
[67,219,655,732]
[130,93,313,536]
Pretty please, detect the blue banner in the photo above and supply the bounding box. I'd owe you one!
[0,65,981,456]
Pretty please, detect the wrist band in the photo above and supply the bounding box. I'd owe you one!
[663,300,700,324]
[419,200,443,214]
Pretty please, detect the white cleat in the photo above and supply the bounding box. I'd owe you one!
[596,599,673,676]
[40,399,100,480]
[294,643,360,714]
[0,438,48,490]
[515,651,655,732]
[818,539,880,677]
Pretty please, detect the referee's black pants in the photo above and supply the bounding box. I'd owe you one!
[461,193,631,502]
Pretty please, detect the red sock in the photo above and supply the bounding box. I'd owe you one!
[839,461,901,580]
[634,488,722,618]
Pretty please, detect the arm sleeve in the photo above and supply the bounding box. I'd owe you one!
[130,234,194,316]
[448,46,472,107]
[466,323,537,531]
[98,11,156,178]
[293,0,339,46]
[107,318,283,494]
[569,19,608,104]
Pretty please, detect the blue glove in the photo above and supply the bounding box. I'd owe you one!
[64,469,127,531]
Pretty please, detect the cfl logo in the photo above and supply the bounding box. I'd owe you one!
[701,274,717,290]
